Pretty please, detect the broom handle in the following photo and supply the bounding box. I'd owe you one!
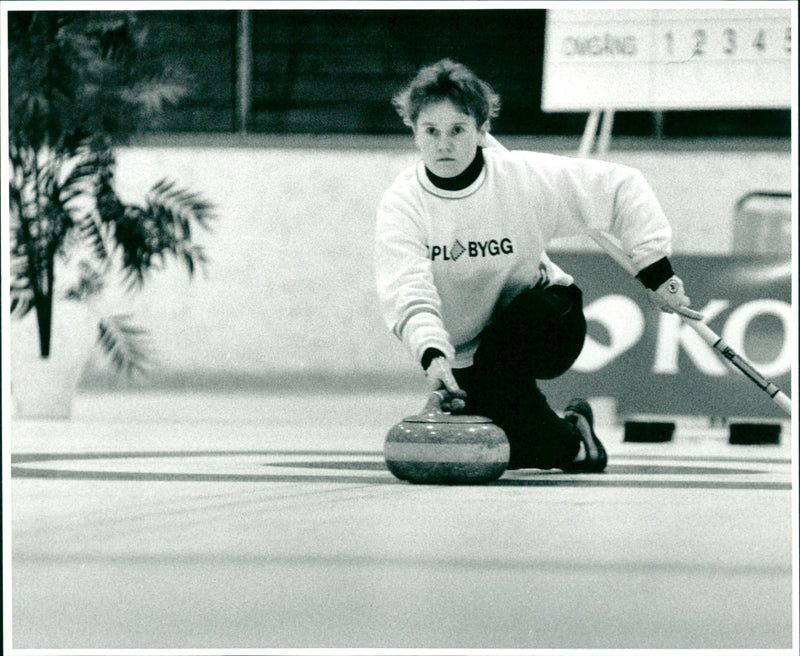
[588,230,792,416]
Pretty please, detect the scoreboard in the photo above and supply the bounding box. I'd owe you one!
[542,8,793,111]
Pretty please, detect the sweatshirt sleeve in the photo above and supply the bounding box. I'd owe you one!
[541,154,673,272]
[374,187,455,364]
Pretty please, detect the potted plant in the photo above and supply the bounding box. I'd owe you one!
[8,11,215,417]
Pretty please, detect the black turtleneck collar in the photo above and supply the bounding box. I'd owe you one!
[425,147,484,191]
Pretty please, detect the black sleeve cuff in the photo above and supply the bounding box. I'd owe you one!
[636,257,674,290]
[421,348,446,370]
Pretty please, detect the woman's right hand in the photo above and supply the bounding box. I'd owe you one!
[426,356,467,412]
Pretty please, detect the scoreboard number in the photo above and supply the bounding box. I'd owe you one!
[542,8,792,111]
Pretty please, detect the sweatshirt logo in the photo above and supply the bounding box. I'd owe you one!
[428,238,514,261]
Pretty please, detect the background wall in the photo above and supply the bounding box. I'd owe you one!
[81,137,792,390]
[122,9,792,139]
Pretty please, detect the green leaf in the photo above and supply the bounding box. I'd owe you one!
[96,313,151,376]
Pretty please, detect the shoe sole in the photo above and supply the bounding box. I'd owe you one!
[564,400,607,473]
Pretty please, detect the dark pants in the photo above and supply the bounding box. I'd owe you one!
[452,284,586,470]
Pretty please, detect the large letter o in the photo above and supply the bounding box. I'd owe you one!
[722,299,792,379]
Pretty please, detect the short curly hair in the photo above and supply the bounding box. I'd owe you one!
[392,58,501,129]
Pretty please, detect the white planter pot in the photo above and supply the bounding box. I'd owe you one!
[10,302,98,419]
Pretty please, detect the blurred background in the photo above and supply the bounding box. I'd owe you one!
[97,9,792,138]
[6,7,794,419]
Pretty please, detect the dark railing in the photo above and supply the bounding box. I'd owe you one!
[27,8,792,137]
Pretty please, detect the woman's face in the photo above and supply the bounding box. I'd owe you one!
[413,99,488,178]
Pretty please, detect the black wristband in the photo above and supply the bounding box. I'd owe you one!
[421,348,446,370]
[636,256,674,291]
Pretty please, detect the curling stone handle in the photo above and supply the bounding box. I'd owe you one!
[421,389,467,415]
[422,390,447,415]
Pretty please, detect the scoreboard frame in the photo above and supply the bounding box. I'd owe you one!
[542,7,793,112]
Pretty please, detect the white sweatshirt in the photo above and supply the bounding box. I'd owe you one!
[374,145,672,368]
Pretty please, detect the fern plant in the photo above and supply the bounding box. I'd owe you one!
[9,11,214,374]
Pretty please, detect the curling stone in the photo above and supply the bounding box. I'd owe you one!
[624,420,675,443]
[729,422,781,445]
[384,392,509,485]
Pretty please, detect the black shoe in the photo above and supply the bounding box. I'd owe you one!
[562,398,607,473]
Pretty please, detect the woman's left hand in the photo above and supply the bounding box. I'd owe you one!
[647,275,704,320]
